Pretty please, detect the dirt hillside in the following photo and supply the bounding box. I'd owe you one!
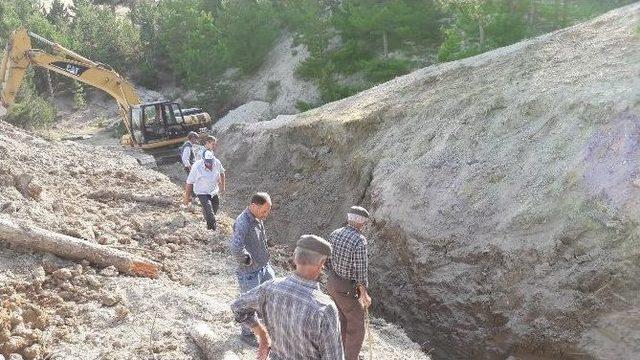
[0,120,427,359]
[214,4,640,359]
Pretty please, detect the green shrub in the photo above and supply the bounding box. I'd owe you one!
[360,57,412,83]
[6,84,57,130]
[218,0,280,74]
[155,0,226,88]
[73,81,86,110]
[295,100,314,112]
[70,0,141,71]
[319,79,360,103]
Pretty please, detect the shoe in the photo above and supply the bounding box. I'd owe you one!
[240,334,258,347]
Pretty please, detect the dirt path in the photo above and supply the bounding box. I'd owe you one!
[0,117,428,359]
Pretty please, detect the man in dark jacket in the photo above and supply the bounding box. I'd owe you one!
[229,192,275,341]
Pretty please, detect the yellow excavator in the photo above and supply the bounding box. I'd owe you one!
[0,28,213,164]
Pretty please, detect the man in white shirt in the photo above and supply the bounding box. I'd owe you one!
[200,135,217,160]
[181,131,200,173]
[184,150,226,230]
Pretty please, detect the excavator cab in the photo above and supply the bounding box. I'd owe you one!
[129,101,211,147]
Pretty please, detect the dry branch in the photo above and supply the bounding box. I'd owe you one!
[87,189,176,207]
[0,217,160,278]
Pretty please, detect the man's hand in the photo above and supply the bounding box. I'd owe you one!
[252,324,272,360]
[244,254,253,266]
[358,285,372,309]
[256,339,271,360]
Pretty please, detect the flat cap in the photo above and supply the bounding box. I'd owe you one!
[348,206,370,218]
[296,235,332,256]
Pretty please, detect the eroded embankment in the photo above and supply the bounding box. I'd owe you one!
[215,4,640,359]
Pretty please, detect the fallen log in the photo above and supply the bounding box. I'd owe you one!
[87,189,176,207]
[0,217,160,278]
[190,322,241,360]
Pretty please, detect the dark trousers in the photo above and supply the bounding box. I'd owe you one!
[196,194,219,229]
[327,272,365,360]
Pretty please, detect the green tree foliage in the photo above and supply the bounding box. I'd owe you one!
[218,0,280,74]
[335,0,440,57]
[70,0,142,71]
[46,0,71,27]
[154,0,225,88]
[437,0,636,62]
[5,72,57,129]
[0,0,635,127]
[130,0,161,87]
[293,0,440,102]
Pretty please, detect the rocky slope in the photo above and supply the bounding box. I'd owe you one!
[0,120,426,359]
[215,4,640,359]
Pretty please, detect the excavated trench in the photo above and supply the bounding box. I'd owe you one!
[57,5,640,358]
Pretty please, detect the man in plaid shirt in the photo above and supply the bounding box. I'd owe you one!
[231,235,344,360]
[326,206,371,360]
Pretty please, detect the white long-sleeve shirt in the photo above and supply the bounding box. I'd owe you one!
[186,158,225,195]
[181,141,194,167]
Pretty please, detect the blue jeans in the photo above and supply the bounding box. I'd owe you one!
[236,263,275,335]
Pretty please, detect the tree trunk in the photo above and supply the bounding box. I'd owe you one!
[87,189,176,207]
[561,0,568,27]
[382,30,389,58]
[0,217,160,278]
[46,70,54,99]
[479,22,485,51]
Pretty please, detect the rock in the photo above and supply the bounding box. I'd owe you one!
[1,201,17,213]
[0,174,13,186]
[85,275,101,288]
[212,101,272,132]
[99,266,119,277]
[293,173,304,181]
[70,264,84,276]
[10,312,23,327]
[168,213,189,228]
[166,243,180,252]
[0,354,5,360]
[3,336,27,353]
[100,291,120,307]
[11,323,32,338]
[26,181,43,200]
[97,233,117,245]
[57,281,74,292]
[223,352,241,360]
[8,354,24,360]
[22,344,41,360]
[31,266,46,283]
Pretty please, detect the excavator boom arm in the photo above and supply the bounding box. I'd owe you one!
[0,28,141,134]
